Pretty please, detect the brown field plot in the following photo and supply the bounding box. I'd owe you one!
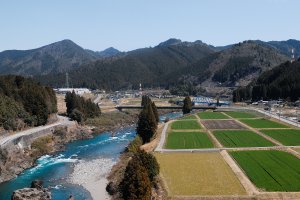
[155,152,246,196]
[201,120,245,130]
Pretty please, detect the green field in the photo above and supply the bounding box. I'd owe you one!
[197,112,229,119]
[225,111,256,119]
[260,129,300,146]
[239,118,288,128]
[179,115,197,120]
[171,120,201,130]
[213,130,275,147]
[230,150,300,191]
[165,131,213,149]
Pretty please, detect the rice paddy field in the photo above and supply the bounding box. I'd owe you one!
[260,129,300,146]
[197,112,229,119]
[230,150,300,191]
[239,118,288,128]
[201,120,245,129]
[213,130,275,147]
[155,152,246,196]
[178,114,197,120]
[225,111,257,119]
[165,131,214,149]
[171,120,201,130]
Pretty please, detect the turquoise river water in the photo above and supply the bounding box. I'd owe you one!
[0,112,182,200]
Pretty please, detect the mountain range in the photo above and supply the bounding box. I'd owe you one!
[0,38,299,95]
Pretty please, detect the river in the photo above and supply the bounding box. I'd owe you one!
[0,112,182,200]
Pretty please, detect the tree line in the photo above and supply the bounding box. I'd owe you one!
[0,75,57,131]
[233,59,300,102]
[65,91,101,122]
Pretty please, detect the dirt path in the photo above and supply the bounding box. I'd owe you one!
[220,150,259,195]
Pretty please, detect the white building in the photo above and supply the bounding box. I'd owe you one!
[55,88,91,95]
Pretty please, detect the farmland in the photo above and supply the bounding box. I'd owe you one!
[213,130,275,147]
[165,131,213,149]
[179,114,197,120]
[225,111,257,119]
[230,150,300,191]
[155,153,246,196]
[239,118,288,128]
[197,112,229,119]
[171,120,201,130]
[202,120,245,129]
[260,129,300,146]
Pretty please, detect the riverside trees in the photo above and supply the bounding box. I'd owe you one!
[65,91,101,122]
[182,96,192,114]
[137,96,158,143]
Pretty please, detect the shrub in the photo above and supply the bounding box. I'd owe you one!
[31,136,53,156]
[126,136,143,153]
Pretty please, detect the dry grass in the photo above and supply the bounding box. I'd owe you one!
[155,152,246,196]
[56,94,67,114]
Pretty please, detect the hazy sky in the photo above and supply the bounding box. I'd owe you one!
[0,0,299,52]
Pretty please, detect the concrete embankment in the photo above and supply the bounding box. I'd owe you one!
[0,117,78,183]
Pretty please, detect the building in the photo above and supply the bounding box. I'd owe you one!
[55,88,91,95]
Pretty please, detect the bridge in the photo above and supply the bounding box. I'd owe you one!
[115,105,216,111]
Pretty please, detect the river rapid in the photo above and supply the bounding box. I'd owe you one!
[0,112,182,200]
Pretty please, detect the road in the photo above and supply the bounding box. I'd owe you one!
[0,115,73,147]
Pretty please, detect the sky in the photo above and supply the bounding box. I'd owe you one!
[0,0,299,52]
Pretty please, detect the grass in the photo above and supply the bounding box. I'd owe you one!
[197,112,229,119]
[260,129,300,146]
[230,150,300,191]
[165,131,213,149]
[155,152,246,196]
[179,114,197,120]
[239,118,288,128]
[213,130,275,147]
[171,120,201,130]
[225,111,256,119]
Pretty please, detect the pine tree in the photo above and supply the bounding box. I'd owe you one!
[137,102,157,143]
[151,102,159,123]
[120,158,151,200]
[182,96,192,114]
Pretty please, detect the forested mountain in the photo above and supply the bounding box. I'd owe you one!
[85,47,122,58]
[0,76,57,131]
[255,39,300,57]
[35,40,215,90]
[0,40,98,75]
[233,58,300,102]
[167,41,289,95]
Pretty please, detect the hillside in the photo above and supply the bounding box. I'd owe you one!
[233,58,300,102]
[0,40,98,75]
[0,75,57,131]
[35,40,215,90]
[169,41,289,96]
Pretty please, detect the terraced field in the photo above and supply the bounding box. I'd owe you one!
[230,150,300,191]
[226,111,256,119]
[171,120,201,130]
[213,130,275,147]
[165,131,213,149]
[197,112,229,119]
[239,118,288,128]
[179,114,197,120]
[155,153,246,196]
[260,129,300,146]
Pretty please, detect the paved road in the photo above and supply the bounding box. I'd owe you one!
[0,115,72,147]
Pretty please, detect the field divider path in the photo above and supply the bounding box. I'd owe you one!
[155,120,172,152]
[221,112,283,146]
[220,150,259,195]
[195,114,223,148]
